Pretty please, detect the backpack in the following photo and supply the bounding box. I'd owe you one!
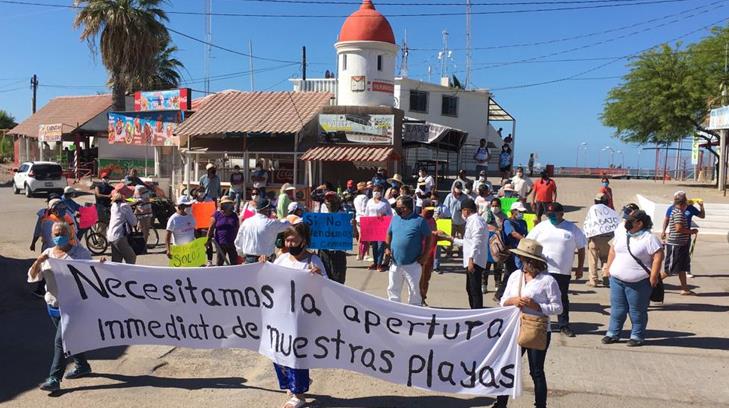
[489,228,511,263]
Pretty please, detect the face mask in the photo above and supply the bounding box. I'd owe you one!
[180,207,190,215]
[492,207,501,214]
[102,178,110,184]
[479,176,485,181]
[547,213,559,225]
[221,204,234,212]
[516,173,523,178]
[515,212,523,220]
[627,230,645,238]
[373,191,382,199]
[288,244,305,256]
[52,235,69,247]
[602,182,609,187]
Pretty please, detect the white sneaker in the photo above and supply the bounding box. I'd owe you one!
[686,273,695,278]
[206,260,213,267]
[364,256,374,262]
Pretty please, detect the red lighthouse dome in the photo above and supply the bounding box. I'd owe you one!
[338,0,395,44]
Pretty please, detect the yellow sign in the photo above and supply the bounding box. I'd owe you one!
[169,237,208,267]
[523,213,537,232]
[436,218,452,247]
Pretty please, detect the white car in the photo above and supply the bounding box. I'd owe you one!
[13,161,67,197]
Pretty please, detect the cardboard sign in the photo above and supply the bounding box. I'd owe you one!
[192,201,216,229]
[78,205,98,229]
[436,218,452,246]
[583,204,620,238]
[359,216,392,242]
[303,213,353,250]
[168,237,207,267]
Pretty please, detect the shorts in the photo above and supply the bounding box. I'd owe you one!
[535,201,551,218]
[664,243,691,275]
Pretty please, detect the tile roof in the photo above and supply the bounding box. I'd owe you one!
[9,94,112,138]
[301,145,401,162]
[175,91,333,140]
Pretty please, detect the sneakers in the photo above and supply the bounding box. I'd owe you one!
[686,273,695,278]
[64,365,92,379]
[364,256,374,262]
[206,260,213,267]
[601,336,619,344]
[560,326,576,337]
[39,377,60,392]
[481,284,488,294]
[626,339,645,347]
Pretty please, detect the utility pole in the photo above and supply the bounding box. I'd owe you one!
[31,74,38,113]
[465,0,472,89]
[249,40,255,91]
[302,46,307,81]
[203,0,212,94]
[720,42,728,193]
[438,30,451,82]
[399,30,409,78]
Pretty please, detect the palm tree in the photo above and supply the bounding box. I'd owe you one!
[128,39,184,91]
[73,0,169,111]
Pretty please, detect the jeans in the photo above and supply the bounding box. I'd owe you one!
[466,264,484,309]
[49,315,89,381]
[606,277,652,341]
[372,241,386,267]
[550,273,571,329]
[273,363,310,394]
[244,254,261,264]
[229,190,243,213]
[496,332,551,408]
[388,262,422,305]
[111,237,136,264]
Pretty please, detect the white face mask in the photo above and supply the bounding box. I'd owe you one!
[479,176,485,181]
[373,191,382,199]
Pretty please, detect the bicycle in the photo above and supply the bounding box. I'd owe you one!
[85,208,110,256]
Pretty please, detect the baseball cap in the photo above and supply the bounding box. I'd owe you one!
[546,202,564,213]
[48,198,62,209]
[510,201,527,212]
[461,198,477,212]
[205,163,216,170]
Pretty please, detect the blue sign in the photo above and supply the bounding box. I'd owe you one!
[303,213,353,250]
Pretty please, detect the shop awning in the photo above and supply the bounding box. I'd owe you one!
[8,94,112,139]
[488,98,515,122]
[301,145,401,162]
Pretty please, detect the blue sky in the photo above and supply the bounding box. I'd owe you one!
[1,0,724,169]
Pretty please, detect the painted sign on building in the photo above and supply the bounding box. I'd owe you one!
[371,81,394,93]
[108,111,180,146]
[38,123,63,142]
[350,76,366,92]
[319,114,394,144]
[134,88,191,112]
[708,105,729,129]
[692,135,700,165]
[403,122,450,144]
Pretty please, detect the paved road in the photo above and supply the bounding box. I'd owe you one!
[1,178,728,407]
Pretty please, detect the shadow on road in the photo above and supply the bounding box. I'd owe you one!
[307,394,495,408]
[53,373,250,396]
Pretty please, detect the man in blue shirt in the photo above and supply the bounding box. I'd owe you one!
[199,163,222,201]
[385,195,433,305]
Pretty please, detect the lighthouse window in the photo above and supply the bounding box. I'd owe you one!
[342,54,348,71]
[409,90,429,113]
[377,55,383,71]
[442,95,458,117]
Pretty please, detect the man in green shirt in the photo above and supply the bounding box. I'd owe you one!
[276,183,295,219]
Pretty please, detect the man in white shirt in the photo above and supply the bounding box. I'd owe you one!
[107,191,138,264]
[511,166,534,201]
[165,196,196,259]
[526,202,586,337]
[234,197,290,263]
[440,198,488,309]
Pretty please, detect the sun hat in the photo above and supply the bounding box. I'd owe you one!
[546,202,564,213]
[176,195,193,206]
[256,197,272,211]
[220,196,235,205]
[509,239,548,266]
[48,198,62,209]
[502,183,515,192]
[387,174,404,185]
[510,201,527,212]
[281,183,295,192]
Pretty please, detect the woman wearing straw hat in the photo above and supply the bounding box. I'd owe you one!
[495,239,563,408]
[206,196,240,266]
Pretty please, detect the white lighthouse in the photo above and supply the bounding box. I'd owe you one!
[335,0,397,107]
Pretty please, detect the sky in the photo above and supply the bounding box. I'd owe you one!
[0,0,724,169]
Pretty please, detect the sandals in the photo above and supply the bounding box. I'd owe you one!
[680,290,696,296]
[281,396,304,408]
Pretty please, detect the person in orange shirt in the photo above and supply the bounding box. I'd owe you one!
[599,176,614,210]
[531,170,558,222]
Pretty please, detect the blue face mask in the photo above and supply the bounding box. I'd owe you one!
[547,213,559,225]
[601,182,609,187]
[52,235,69,247]
[627,230,645,238]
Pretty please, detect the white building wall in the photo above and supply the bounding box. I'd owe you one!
[335,41,397,107]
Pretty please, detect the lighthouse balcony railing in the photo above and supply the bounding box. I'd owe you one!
[290,78,338,96]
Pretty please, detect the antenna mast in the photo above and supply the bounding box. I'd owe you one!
[400,29,409,78]
[204,0,212,94]
[438,30,452,81]
[465,0,472,89]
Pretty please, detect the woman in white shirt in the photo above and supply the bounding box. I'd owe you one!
[107,191,138,264]
[27,222,94,392]
[497,239,563,408]
[602,210,663,347]
[272,223,326,408]
[364,186,392,271]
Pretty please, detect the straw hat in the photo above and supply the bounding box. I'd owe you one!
[509,239,548,266]
[281,183,295,192]
[387,174,404,185]
[220,196,235,205]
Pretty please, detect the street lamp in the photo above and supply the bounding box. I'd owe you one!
[616,150,624,168]
[576,142,588,167]
[601,146,615,167]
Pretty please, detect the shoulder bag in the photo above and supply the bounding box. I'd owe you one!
[489,224,511,263]
[625,235,664,302]
[517,272,549,351]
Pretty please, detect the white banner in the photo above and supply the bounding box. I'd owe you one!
[49,260,522,397]
[583,204,621,238]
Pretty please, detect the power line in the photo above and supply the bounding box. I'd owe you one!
[0,0,698,18]
[409,0,723,51]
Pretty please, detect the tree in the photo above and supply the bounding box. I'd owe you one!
[0,110,16,129]
[73,0,170,111]
[127,39,184,91]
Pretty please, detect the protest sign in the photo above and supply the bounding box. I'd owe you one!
[523,213,537,232]
[49,259,522,397]
[582,204,620,238]
[359,216,392,242]
[169,237,208,267]
[500,198,519,214]
[303,213,353,250]
[436,219,452,246]
[78,205,98,229]
[191,201,216,229]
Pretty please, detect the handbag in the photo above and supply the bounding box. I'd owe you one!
[489,226,511,263]
[126,224,147,255]
[516,272,549,351]
[626,235,664,302]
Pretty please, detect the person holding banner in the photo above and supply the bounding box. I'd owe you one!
[28,221,94,392]
[235,197,290,264]
[206,196,240,266]
[365,185,392,271]
[272,222,326,408]
[107,191,137,264]
[497,239,563,408]
[385,196,434,306]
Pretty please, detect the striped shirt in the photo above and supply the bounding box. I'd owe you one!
[667,206,690,246]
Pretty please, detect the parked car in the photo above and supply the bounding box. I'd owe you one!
[13,161,67,197]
